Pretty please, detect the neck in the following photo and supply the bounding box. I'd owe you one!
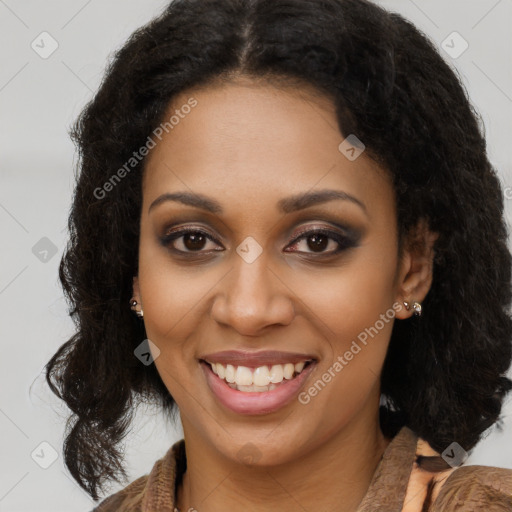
[176,411,391,512]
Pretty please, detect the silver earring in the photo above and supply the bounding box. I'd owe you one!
[404,300,422,317]
[130,298,144,318]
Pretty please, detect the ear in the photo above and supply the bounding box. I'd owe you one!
[394,219,439,320]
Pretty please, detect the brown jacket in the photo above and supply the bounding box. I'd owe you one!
[92,426,512,511]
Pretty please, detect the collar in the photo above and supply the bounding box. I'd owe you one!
[142,425,419,511]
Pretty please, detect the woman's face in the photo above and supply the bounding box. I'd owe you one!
[134,77,422,465]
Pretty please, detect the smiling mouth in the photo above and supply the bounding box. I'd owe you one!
[201,360,314,392]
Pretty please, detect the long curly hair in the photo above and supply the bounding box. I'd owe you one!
[45,0,512,500]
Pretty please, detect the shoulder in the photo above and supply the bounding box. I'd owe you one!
[92,474,150,512]
[402,434,512,512]
[91,439,185,512]
[431,464,512,511]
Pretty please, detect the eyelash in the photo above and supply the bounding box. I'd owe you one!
[160,225,358,257]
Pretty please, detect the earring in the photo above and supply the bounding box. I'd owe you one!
[403,300,422,317]
[130,298,144,318]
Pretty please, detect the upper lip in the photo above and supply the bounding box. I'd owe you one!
[200,350,316,368]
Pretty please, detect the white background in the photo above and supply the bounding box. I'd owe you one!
[1,1,511,510]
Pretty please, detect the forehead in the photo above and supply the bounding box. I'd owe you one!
[142,80,394,221]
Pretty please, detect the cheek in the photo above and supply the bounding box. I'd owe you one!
[137,230,210,337]
[294,246,398,340]
[299,314,392,437]
[136,239,204,374]
[293,245,397,412]
[141,269,202,335]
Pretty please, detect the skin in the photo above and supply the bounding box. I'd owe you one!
[131,76,438,512]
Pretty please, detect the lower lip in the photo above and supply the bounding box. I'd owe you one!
[201,361,316,415]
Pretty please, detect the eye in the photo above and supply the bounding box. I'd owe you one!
[161,227,223,254]
[284,227,357,255]
[160,225,359,257]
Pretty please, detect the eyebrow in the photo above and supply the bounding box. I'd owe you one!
[148,189,367,216]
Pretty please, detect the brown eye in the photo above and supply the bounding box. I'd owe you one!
[285,228,358,255]
[161,228,223,253]
[160,225,359,258]
[182,232,207,251]
[305,233,329,252]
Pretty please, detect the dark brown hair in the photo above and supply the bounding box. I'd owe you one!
[46,0,512,500]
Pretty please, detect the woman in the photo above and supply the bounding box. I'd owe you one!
[45,0,512,510]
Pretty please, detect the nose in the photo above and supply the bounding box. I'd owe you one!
[210,255,295,336]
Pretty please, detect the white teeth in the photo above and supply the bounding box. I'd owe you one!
[235,366,253,386]
[234,383,279,392]
[269,364,284,383]
[295,362,305,373]
[253,366,271,386]
[283,363,294,380]
[216,363,225,379]
[225,364,236,383]
[207,360,311,391]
